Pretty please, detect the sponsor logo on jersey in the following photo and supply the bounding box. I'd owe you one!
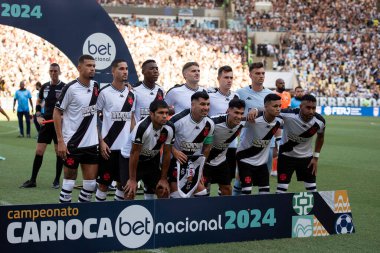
[287,133,309,143]
[111,111,132,121]
[180,142,203,152]
[82,105,97,117]
[252,139,271,148]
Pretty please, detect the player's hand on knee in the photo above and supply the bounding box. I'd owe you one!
[123,179,137,200]
[156,179,170,198]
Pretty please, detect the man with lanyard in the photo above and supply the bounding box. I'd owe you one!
[204,98,245,196]
[169,91,215,198]
[122,100,174,200]
[95,59,136,202]
[54,55,99,203]
[165,62,206,114]
[20,63,66,189]
[233,62,275,195]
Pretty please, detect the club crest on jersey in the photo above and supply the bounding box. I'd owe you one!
[203,127,210,137]
[156,90,164,101]
[127,96,134,105]
[94,86,98,96]
[158,133,167,143]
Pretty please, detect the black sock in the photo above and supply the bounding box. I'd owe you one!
[54,156,63,182]
[31,155,43,182]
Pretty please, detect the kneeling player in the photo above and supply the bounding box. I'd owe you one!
[236,94,283,195]
[204,99,245,196]
[169,91,215,198]
[276,94,325,193]
[122,100,174,200]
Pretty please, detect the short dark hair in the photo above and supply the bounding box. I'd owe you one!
[78,54,94,64]
[191,91,209,101]
[264,93,281,104]
[218,65,233,77]
[150,100,169,113]
[50,63,60,70]
[228,98,245,109]
[295,86,303,91]
[142,59,156,69]
[249,62,264,72]
[182,62,199,74]
[301,94,316,103]
[111,59,127,69]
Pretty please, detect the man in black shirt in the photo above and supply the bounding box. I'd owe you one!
[20,63,66,189]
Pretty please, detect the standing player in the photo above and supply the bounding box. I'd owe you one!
[165,62,206,113]
[122,100,174,200]
[133,59,165,122]
[274,78,291,109]
[169,91,214,198]
[20,63,66,189]
[95,59,136,202]
[290,86,304,108]
[54,55,99,203]
[204,99,245,196]
[276,95,325,193]
[233,62,274,195]
[237,94,283,195]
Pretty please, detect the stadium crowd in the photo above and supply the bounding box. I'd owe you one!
[236,0,378,33]
[97,0,220,8]
[1,1,379,99]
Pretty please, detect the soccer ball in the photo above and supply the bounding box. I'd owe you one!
[335,214,354,234]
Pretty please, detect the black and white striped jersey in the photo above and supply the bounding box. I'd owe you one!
[97,84,136,151]
[207,114,244,166]
[169,109,215,156]
[121,116,175,160]
[207,88,239,116]
[133,82,165,122]
[279,109,326,158]
[55,79,99,149]
[237,112,284,166]
[165,84,206,113]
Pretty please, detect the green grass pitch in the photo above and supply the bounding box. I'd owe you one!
[1,115,379,252]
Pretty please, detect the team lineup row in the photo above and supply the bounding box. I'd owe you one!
[19,55,325,202]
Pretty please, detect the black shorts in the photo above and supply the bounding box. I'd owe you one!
[119,155,161,193]
[226,148,237,178]
[97,150,121,186]
[203,160,232,186]
[277,154,315,184]
[64,146,99,169]
[37,121,58,144]
[238,161,269,187]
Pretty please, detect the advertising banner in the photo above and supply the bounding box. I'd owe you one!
[317,106,380,117]
[0,191,355,252]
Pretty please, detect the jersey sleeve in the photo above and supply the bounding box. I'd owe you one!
[96,90,106,111]
[165,124,175,145]
[164,89,175,107]
[133,123,145,144]
[55,85,71,111]
[38,85,45,100]
[208,119,215,137]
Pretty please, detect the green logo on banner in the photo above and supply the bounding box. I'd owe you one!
[293,192,314,215]
[292,215,314,238]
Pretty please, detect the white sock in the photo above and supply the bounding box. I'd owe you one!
[95,189,107,201]
[78,180,96,202]
[59,179,75,203]
[114,189,124,201]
